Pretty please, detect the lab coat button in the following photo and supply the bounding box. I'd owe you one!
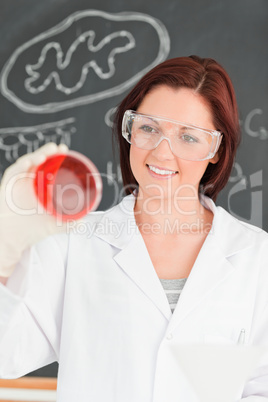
[166,333,173,340]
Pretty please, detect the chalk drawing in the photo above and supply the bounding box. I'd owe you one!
[0,10,170,113]
[0,118,76,162]
[104,107,117,128]
[244,108,268,140]
[25,30,135,95]
[228,169,263,228]
[106,161,122,185]
[229,162,244,183]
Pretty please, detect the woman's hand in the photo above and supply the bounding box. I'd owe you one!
[0,142,69,277]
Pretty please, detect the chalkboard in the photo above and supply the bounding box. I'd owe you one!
[0,0,267,377]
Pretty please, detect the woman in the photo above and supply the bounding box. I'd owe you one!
[0,56,267,401]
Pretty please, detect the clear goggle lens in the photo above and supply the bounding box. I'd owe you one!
[122,110,222,161]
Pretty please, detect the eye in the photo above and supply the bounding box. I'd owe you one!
[180,133,198,143]
[139,124,158,134]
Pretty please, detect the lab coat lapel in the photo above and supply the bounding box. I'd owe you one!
[168,197,256,331]
[168,233,234,330]
[114,232,172,320]
[94,194,171,320]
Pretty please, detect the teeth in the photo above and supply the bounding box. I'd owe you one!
[148,165,177,175]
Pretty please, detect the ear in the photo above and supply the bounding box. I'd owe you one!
[209,152,220,164]
[209,134,223,164]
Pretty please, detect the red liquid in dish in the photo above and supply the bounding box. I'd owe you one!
[34,152,102,221]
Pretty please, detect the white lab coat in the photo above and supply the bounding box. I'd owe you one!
[0,194,268,401]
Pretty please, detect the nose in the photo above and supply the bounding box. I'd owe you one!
[151,137,174,161]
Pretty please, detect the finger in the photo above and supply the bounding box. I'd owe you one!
[16,142,69,169]
[16,142,58,166]
[28,143,69,166]
[58,143,69,153]
[1,158,33,181]
[2,143,69,181]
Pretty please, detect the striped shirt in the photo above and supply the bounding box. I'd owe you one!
[159,278,187,313]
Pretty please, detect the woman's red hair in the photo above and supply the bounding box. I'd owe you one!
[113,56,240,201]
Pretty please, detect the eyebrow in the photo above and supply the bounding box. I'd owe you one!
[141,115,191,129]
[141,115,160,126]
[145,118,193,132]
[181,126,196,131]
[139,113,214,133]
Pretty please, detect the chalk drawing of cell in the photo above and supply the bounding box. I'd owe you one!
[0,118,76,161]
[0,10,170,113]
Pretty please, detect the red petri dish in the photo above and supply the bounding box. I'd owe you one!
[34,151,102,221]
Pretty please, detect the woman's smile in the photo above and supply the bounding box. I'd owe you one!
[146,163,178,179]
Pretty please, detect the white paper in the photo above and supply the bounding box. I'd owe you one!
[168,344,264,402]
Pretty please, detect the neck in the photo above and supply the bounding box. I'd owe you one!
[133,191,213,236]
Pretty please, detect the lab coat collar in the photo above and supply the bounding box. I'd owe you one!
[93,194,138,249]
[94,194,258,321]
[94,193,256,255]
[200,193,258,257]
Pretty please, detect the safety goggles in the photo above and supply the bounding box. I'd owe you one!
[122,110,223,161]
